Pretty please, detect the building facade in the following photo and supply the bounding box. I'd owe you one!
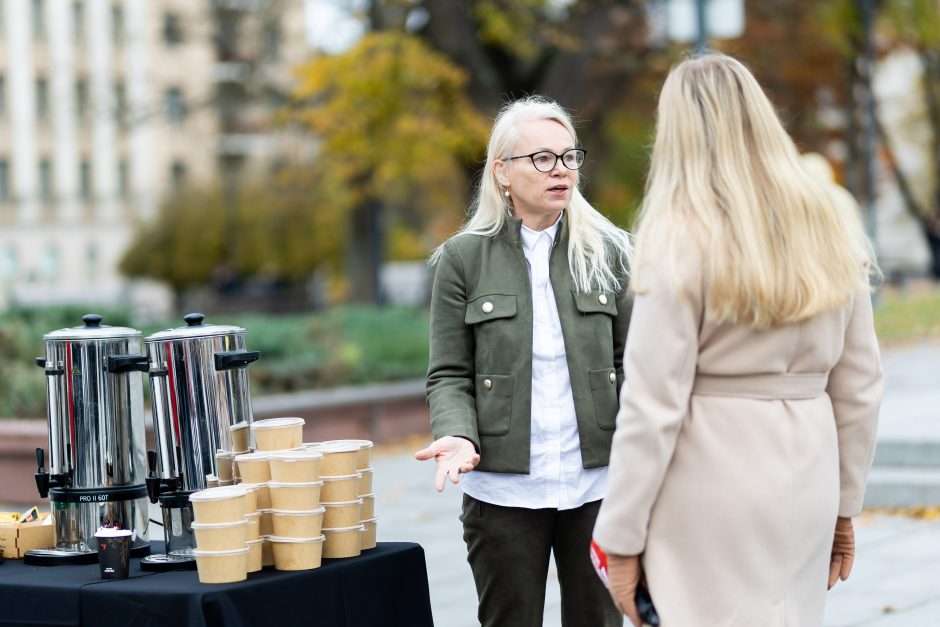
[0,0,308,318]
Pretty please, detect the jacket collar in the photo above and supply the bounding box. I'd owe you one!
[502,210,568,247]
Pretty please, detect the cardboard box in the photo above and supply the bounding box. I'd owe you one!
[0,513,54,558]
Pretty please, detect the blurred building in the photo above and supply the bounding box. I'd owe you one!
[0,0,309,318]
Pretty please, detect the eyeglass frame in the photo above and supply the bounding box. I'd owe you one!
[502,148,587,172]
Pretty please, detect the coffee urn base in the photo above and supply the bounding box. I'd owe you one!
[24,543,151,566]
[140,553,197,571]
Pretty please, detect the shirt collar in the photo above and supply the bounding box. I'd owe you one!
[520,212,562,253]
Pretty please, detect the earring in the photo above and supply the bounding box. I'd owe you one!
[504,189,511,198]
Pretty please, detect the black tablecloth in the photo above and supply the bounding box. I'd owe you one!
[0,542,434,627]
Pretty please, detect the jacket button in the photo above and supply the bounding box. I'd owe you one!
[609,371,616,384]
[598,294,608,305]
[483,378,493,390]
[482,301,494,313]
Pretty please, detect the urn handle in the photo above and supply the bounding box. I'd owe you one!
[214,350,261,371]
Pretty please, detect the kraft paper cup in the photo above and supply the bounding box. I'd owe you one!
[234,452,271,484]
[191,520,248,551]
[189,486,249,524]
[193,547,249,584]
[251,417,305,451]
[321,439,373,470]
[361,517,377,550]
[261,537,275,566]
[268,481,323,510]
[268,450,323,483]
[246,538,263,573]
[269,535,325,571]
[358,467,374,495]
[311,442,360,476]
[321,499,362,529]
[320,473,361,503]
[215,451,235,482]
[244,512,261,540]
[230,421,250,452]
[322,524,364,558]
[270,507,325,538]
[360,493,375,520]
[240,484,259,513]
[259,509,274,536]
[205,474,220,489]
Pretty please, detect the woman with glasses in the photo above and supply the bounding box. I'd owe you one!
[415,96,632,626]
[593,53,883,626]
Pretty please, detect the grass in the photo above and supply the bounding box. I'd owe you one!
[873,282,940,347]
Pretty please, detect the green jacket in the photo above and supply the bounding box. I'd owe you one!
[426,213,633,473]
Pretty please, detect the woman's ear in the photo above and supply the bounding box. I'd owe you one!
[494,159,510,187]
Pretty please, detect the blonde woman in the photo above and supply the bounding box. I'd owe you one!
[416,96,632,626]
[593,54,883,626]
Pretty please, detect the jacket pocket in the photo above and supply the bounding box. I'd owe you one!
[475,373,514,436]
[573,290,618,316]
[588,367,619,430]
[465,294,517,325]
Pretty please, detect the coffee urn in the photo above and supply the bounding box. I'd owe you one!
[141,313,259,570]
[28,314,151,565]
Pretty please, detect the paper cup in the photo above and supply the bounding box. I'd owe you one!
[193,547,249,583]
[320,439,373,470]
[246,538,263,572]
[261,537,275,567]
[358,467,374,495]
[259,509,274,536]
[322,524,364,558]
[360,493,375,520]
[361,517,377,550]
[268,481,323,510]
[269,535,325,571]
[215,451,235,482]
[189,486,248,524]
[191,519,248,551]
[95,528,132,579]
[320,473,361,503]
[251,417,305,451]
[310,442,360,476]
[240,484,259,513]
[270,507,325,538]
[268,450,323,483]
[205,474,220,489]
[244,512,261,540]
[234,452,271,484]
[240,482,270,510]
[321,499,362,529]
[230,421,250,452]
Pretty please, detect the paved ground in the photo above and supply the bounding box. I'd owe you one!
[373,342,940,627]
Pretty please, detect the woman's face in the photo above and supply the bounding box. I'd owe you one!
[495,119,577,228]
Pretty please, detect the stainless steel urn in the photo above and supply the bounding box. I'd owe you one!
[28,314,151,565]
[145,313,260,493]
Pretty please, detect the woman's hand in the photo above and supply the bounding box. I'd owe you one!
[607,553,643,626]
[414,436,480,492]
[829,516,855,589]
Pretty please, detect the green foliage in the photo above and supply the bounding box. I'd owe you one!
[592,110,655,230]
[873,286,940,346]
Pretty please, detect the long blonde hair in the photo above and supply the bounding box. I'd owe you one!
[633,54,877,328]
[432,96,632,293]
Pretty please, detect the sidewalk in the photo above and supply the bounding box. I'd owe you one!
[373,342,940,627]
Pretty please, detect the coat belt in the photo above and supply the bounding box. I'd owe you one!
[692,373,829,400]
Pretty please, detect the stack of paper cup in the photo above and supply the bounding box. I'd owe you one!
[189,486,251,583]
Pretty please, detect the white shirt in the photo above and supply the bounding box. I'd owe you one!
[461,215,608,510]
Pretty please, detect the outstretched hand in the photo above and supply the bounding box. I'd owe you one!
[414,436,480,492]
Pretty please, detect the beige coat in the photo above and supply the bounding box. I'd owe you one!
[593,256,883,627]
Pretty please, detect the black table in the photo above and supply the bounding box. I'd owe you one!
[0,542,434,627]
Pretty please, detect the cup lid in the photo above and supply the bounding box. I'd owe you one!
[267,480,323,488]
[320,473,361,481]
[193,547,250,556]
[265,535,325,544]
[230,421,249,431]
[234,452,269,462]
[267,450,323,462]
[311,442,360,454]
[360,492,376,499]
[191,519,247,529]
[321,439,374,449]
[322,524,365,532]
[189,486,248,502]
[251,417,305,431]
[95,527,133,537]
[361,517,378,524]
[269,507,326,516]
[321,498,363,507]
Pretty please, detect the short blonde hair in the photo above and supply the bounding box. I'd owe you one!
[432,96,632,293]
[632,53,877,329]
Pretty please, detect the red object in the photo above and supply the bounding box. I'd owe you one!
[590,538,609,588]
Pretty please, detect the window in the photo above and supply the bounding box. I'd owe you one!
[0,159,9,201]
[86,243,97,278]
[75,79,87,120]
[72,1,83,41]
[164,87,185,123]
[32,0,45,40]
[1,247,17,280]
[263,21,281,60]
[111,4,123,45]
[36,78,48,120]
[80,160,91,201]
[118,159,128,198]
[41,244,59,281]
[170,161,186,188]
[163,12,183,46]
[39,159,52,203]
[114,80,126,120]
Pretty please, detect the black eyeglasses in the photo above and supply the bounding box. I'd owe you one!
[503,148,586,172]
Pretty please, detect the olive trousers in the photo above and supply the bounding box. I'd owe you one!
[460,494,623,627]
